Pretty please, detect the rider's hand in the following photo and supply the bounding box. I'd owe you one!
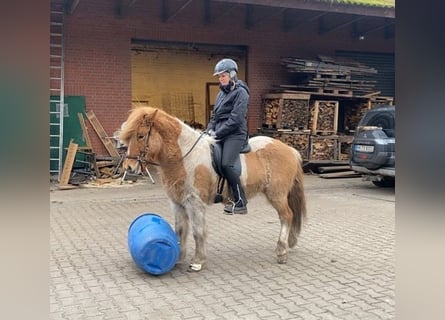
[207,129,217,138]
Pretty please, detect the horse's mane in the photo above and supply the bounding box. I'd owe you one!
[120,107,166,143]
[120,107,206,145]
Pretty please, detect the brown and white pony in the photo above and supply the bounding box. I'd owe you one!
[120,107,307,272]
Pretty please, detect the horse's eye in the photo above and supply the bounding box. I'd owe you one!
[138,134,145,140]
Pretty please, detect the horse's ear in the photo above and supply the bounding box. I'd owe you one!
[142,115,151,127]
[152,108,159,119]
[141,108,159,127]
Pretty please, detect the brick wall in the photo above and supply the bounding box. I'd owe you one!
[63,0,394,154]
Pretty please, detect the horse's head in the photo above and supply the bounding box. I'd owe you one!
[119,107,162,174]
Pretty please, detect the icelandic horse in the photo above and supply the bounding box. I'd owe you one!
[120,107,306,272]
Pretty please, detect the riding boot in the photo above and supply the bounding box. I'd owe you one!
[224,184,248,215]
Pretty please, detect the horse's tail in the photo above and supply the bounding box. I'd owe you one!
[287,168,307,248]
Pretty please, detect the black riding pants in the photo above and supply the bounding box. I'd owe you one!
[219,137,247,205]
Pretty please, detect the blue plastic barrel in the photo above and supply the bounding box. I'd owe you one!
[128,213,180,275]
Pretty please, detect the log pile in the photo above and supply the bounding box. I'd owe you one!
[260,95,346,161]
[269,131,310,160]
[309,135,338,161]
[281,99,309,130]
[343,102,370,132]
[259,74,393,162]
[278,55,379,97]
[338,135,354,161]
[310,100,338,135]
[262,99,279,127]
[262,93,310,129]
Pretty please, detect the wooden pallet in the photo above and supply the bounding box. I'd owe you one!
[316,88,352,96]
[86,110,120,157]
[59,140,78,187]
[311,100,339,135]
[309,135,340,161]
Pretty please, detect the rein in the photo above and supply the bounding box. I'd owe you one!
[126,110,206,167]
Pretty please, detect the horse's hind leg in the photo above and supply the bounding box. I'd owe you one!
[171,201,189,263]
[269,196,292,264]
[184,195,207,272]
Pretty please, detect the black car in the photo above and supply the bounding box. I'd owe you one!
[350,105,395,187]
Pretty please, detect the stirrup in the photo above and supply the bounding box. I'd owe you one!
[223,201,235,215]
[223,200,247,215]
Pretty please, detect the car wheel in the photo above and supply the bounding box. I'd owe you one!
[372,178,395,188]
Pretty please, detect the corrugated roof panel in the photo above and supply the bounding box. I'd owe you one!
[329,0,395,8]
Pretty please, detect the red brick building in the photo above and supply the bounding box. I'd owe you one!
[50,0,394,178]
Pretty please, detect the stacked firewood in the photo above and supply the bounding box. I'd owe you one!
[262,98,280,128]
[262,93,310,130]
[338,135,354,161]
[259,92,371,162]
[270,131,310,159]
[281,99,309,130]
[343,102,370,132]
[310,135,338,161]
[308,100,339,135]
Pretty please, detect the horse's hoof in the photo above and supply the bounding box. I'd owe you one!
[187,263,203,272]
[277,255,288,264]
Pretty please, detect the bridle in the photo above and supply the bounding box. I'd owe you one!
[125,109,206,167]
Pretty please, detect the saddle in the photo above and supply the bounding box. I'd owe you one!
[210,142,251,203]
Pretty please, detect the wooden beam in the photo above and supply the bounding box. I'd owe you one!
[162,0,194,22]
[246,6,287,29]
[357,20,394,37]
[204,0,211,25]
[284,11,328,32]
[116,0,139,17]
[319,15,366,34]
[207,2,239,24]
[245,4,254,29]
[59,140,78,186]
[65,0,80,15]
[128,0,139,7]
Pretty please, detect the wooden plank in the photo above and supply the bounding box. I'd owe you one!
[77,113,93,150]
[77,112,101,178]
[311,101,320,135]
[275,88,358,98]
[263,93,310,100]
[318,165,352,173]
[319,171,361,179]
[59,140,78,186]
[86,110,120,157]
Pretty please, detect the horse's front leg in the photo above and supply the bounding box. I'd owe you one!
[184,194,207,272]
[171,201,189,264]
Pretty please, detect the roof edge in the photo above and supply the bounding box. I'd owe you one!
[212,0,395,18]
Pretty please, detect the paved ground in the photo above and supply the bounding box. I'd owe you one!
[50,172,395,320]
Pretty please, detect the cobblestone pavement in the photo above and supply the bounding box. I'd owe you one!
[50,172,395,320]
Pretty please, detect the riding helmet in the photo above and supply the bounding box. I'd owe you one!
[213,58,238,78]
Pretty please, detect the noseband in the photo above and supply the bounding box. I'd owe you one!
[126,109,205,167]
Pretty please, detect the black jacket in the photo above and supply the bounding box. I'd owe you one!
[207,80,250,140]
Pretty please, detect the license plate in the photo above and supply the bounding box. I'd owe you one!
[355,145,374,153]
